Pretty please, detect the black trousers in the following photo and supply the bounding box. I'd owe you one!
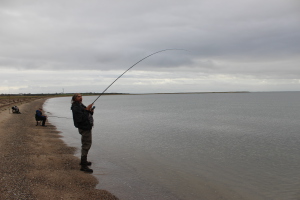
[41,118,46,126]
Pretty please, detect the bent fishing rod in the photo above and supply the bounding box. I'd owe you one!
[91,49,187,104]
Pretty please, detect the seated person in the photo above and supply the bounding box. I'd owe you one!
[36,108,47,126]
[12,106,21,114]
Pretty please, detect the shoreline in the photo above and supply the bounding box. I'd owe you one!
[0,98,118,199]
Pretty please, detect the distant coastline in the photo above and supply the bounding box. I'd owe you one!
[3,90,299,105]
[1,91,250,97]
[0,91,250,112]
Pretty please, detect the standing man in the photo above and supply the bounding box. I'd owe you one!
[71,93,94,173]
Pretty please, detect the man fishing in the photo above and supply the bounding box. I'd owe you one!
[71,93,94,173]
[69,49,185,173]
[36,108,47,126]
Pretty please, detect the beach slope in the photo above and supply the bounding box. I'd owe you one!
[0,98,118,199]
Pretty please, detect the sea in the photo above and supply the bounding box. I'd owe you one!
[43,92,300,200]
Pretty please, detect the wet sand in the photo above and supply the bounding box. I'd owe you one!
[0,98,118,199]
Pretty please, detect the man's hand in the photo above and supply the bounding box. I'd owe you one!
[86,104,94,111]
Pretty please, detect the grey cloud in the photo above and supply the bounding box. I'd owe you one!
[0,0,299,93]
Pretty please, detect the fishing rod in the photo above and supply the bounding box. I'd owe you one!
[91,49,187,104]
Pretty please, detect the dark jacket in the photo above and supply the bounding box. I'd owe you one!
[36,110,46,119]
[71,102,93,130]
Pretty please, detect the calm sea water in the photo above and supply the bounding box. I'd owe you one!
[44,92,300,200]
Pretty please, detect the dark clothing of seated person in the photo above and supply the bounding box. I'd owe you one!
[12,106,21,114]
[36,108,47,126]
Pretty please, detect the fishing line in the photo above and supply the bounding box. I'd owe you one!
[92,48,188,104]
[47,116,72,120]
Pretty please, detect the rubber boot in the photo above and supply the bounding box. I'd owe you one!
[80,156,93,173]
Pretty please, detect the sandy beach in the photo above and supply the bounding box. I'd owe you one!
[0,98,118,199]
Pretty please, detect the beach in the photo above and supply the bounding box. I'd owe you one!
[0,98,118,199]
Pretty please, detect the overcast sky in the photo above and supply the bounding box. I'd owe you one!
[1,0,299,94]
